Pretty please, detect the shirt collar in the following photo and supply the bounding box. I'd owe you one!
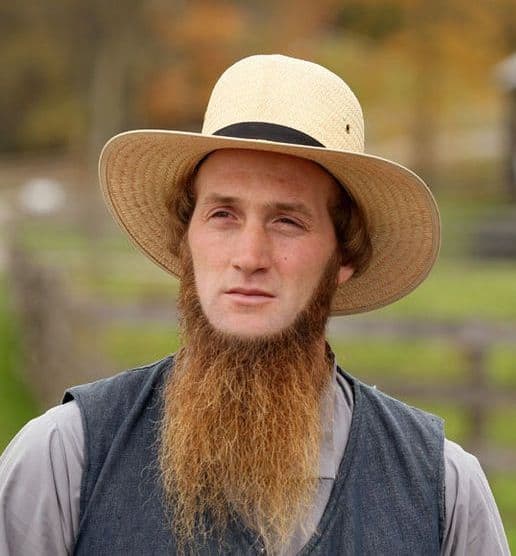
[318,352,338,479]
[317,347,354,480]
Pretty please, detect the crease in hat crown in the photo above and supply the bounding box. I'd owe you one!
[202,54,365,153]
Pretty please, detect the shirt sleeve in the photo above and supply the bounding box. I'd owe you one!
[441,438,510,556]
[0,401,84,556]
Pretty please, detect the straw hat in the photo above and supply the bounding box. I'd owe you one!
[99,54,440,315]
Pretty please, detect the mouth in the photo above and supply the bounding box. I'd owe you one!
[225,288,275,305]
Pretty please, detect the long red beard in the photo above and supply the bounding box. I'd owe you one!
[158,244,340,553]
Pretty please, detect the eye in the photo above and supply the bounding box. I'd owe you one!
[276,216,302,228]
[210,210,233,219]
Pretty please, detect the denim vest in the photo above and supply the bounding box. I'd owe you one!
[64,356,445,555]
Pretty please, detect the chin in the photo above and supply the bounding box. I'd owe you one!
[211,317,291,341]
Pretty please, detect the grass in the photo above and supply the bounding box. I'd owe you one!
[72,267,179,302]
[406,402,472,444]
[0,278,40,451]
[329,336,516,399]
[101,324,181,370]
[18,220,131,254]
[489,347,516,388]
[490,474,516,548]
[329,337,466,383]
[370,258,516,321]
[16,220,180,303]
[488,407,516,447]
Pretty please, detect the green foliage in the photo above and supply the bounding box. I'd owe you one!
[329,337,466,383]
[491,474,516,516]
[0,278,39,452]
[490,474,516,545]
[489,347,516,388]
[18,220,180,302]
[373,259,516,321]
[409,402,471,444]
[488,407,516,447]
[19,221,130,253]
[101,324,181,370]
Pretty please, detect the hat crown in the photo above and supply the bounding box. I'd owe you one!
[202,54,365,153]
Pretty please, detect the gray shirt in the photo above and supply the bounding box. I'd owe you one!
[0,370,510,555]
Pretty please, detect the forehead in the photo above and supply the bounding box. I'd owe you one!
[193,148,339,208]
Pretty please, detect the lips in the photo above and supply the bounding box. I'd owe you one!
[226,287,274,297]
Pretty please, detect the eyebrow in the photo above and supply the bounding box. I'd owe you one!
[200,193,314,220]
[265,201,314,220]
[200,194,239,207]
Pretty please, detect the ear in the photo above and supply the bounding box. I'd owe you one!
[337,264,354,285]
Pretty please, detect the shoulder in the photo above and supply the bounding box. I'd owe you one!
[1,401,83,467]
[351,373,444,437]
[63,355,174,409]
[337,369,445,472]
[63,357,175,493]
[442,439,510,555]
[443,438,489,522]
[63,356,174,437]
[0,401,84,555]
[444,438,485,489]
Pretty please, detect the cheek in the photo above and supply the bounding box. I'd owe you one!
[279,253,320,300]
[188,241,228,308]
[190,251,217,290]
[280,246,327,278]
[284,243,335,293]
[188,227,223,272]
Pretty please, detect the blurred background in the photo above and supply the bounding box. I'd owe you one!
[1,0,515,547]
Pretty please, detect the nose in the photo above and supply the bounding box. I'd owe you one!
[231,221,271,275]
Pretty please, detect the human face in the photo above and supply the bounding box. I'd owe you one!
[187,148,352,338]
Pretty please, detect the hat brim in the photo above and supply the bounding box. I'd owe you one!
[99,129,440,316]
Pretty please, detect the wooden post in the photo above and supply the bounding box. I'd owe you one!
[6,244,107,408]
[460,327,489,455]
[495,53,516,203]
[507,89,516,202]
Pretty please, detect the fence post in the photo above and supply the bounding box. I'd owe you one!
[460,325,490,455]
[6,243,107,408]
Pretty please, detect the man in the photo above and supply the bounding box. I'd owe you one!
[0,55,509,555]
